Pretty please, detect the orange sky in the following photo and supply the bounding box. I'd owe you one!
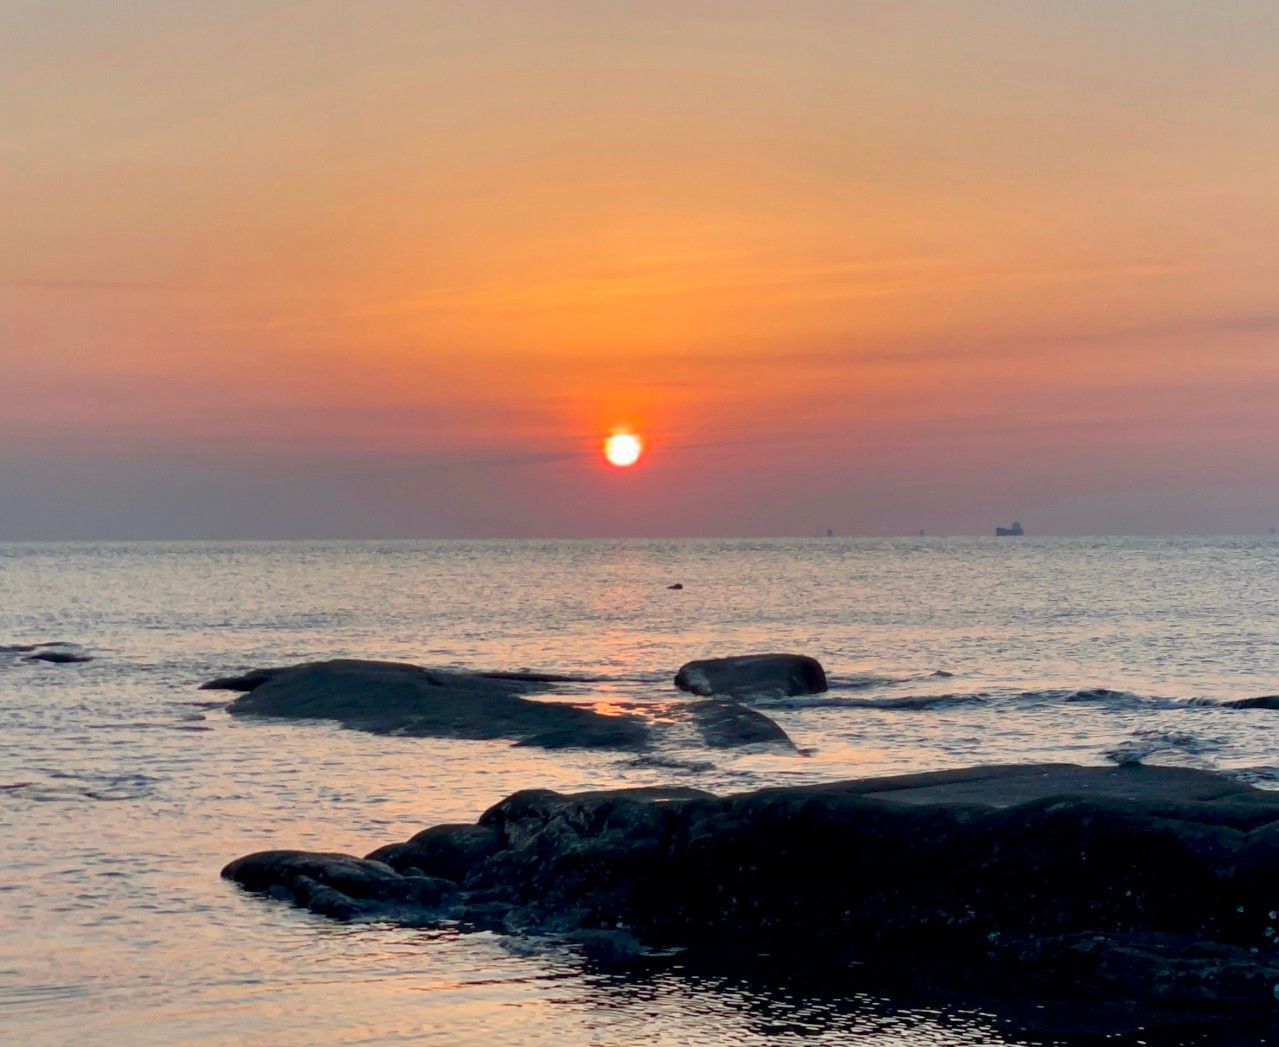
[3,1,1278,537]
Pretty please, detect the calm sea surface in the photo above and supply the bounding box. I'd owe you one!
[3,537,1278,1044]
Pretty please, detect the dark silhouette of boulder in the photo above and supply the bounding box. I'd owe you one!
[4,642,89,663]
[675,653,827,698]
[206,659,649,751]
[1224,695,1279,710]
[684,699,795,749]
[25,650,92,664]
[224,763,1279,1013]
[200,667,285,691]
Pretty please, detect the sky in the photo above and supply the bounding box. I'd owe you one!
[3,1,1278,538]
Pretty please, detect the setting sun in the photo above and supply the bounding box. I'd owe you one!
[603,432,643,468]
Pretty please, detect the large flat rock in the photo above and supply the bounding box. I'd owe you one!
[812,762,1260,808]
[207,658,649,750]
[223,762,1279,1015]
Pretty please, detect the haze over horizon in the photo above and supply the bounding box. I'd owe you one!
[4,1,1279,540]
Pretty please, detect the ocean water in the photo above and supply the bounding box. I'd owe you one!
[2,536,1278,1045]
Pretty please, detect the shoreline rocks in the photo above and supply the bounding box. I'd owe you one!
[223,763,1279,1014]
[207,659,650,751]
[675,653,827,699]
[203,657,799,753]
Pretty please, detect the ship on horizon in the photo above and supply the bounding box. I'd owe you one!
[995,521,1025,537]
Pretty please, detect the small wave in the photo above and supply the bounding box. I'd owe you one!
[1014,688,1193,710]
[3,771,161,803]
[752,691,990,711]
[623,753,717,773]
[825,674,899,691]
[754,686,1223,714]
[1103,729,1222,767]
[478,669,618,684]
[1227,767,1279,790]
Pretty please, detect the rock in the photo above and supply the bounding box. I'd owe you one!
[209,659,649,750]
[5,641,90,664]
[200,667,287,691]
[667,583,683,590]
[366,823,505,882]
[25,650,92,664]
[1224,695,1279,710]
[684,699,795,749]
[2,641,74,653]
[224,764,1279,1014]
[674,653,827,698]
[222,850,457,919]
[564,927,648,964]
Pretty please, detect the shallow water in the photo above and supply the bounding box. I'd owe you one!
[2,537,1278,1044]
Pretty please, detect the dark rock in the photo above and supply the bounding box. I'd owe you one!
[564,927,648,964]
[2,641,74,653]
[224,764,1279,1013]
[684,699,795,749]
[514,721,650,750]
[366,823,504,882]
[200,667,287,691]
[1224,695,1279,710]
[222,850,456,919]
[666,583,683,590]
[209,659,649,751]
[675,653,827,698]
[25,650,92,664]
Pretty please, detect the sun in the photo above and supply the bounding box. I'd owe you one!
[603,431,643,468]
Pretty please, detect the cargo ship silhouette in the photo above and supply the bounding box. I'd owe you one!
[995,521,1024,537]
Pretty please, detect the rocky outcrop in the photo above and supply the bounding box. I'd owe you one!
[223,763,1279,1012]
[206,659,649,751]
[675,653,827,698]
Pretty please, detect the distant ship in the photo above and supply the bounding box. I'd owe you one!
[995,521,1024,537]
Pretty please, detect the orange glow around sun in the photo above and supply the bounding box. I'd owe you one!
[603,431,643,468]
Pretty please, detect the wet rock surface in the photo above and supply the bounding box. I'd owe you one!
[223,762,1279,1017]
[675,653,827,698]
[682,699,796,749]
[208,659,649,750]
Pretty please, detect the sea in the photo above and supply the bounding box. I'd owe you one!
[2,536,1278,1045]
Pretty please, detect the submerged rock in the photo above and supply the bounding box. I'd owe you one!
[207,659,649,751]
[675,653,827,698]
[1224,695,1279,710]
[25,650,92,664]
[684,699,795,749]
[3,641,90,663]
[224,763,1279,1011]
